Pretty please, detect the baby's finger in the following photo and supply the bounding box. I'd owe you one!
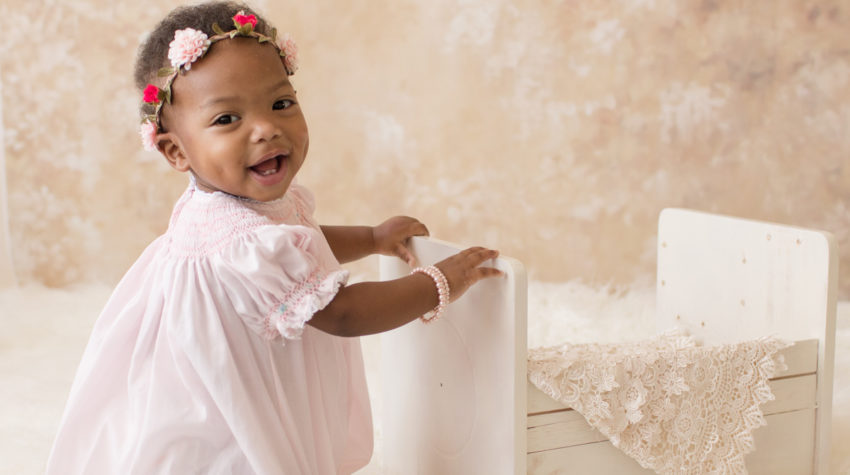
[395,243,418,267]
[410,221,429,237]
[472,266,504,282]
[458,246,487,258]
[468,248,499,265]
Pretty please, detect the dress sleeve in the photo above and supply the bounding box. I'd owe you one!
[214,223,348,342]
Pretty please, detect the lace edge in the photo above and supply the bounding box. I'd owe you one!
[263,269,349,342]
[722,337,793,460]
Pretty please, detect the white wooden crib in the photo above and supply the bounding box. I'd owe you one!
[379,208,837,474]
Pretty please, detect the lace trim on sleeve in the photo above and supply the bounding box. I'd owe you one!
[528,331,790,474]
[263,268,349,341]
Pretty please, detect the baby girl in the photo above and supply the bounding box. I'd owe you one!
[46,2,501,474]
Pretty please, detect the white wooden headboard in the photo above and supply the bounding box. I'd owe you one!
[656,208,837,474]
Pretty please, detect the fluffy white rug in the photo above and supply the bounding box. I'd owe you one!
[1,282,847,473]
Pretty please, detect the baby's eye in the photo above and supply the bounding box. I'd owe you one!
[213,114,240,126]
[273,99,295,110]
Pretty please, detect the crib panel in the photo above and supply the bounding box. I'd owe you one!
[656,208,835,474]
[656,209,835,345]
[379,237,527,475]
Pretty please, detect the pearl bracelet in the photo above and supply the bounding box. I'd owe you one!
[411,265,450,324]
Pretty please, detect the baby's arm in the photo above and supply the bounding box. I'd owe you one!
[319,225,374,264]
[320,216,428,265]
[308,247,501,337]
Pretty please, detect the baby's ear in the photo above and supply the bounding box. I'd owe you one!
[157,133,191,172]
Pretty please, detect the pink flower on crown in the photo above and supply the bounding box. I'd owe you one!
[277,33,299,74]
[233,11,258,28]
[168,28,211,70]
[143,84,160,104]
[140,121,158,152]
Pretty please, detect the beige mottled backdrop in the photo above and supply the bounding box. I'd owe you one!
[1,0,849,294]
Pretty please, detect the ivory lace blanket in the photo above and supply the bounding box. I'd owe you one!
[527,332,790,475]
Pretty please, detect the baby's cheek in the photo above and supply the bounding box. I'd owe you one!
[296,125,309,158]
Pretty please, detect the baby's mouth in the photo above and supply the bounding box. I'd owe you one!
[250,156,282,176]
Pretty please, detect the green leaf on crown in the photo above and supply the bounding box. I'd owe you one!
[212,22,225,35]
[238,22,254,36]
[157,67,175,77]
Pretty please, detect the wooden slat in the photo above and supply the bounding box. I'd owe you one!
[527,408,584,428]
[527,437,656,474]
[527,339,817,416]
[528,409,815,474]
[527,411,607,453]
[761,373,816,415]
[774,339,818,378]
[527,383,567,415]
[526,381,571,417]
[746,408,815,474]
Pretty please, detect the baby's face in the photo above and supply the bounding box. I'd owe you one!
[159,38,308,202]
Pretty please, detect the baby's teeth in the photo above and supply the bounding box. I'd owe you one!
[261,168,277,176]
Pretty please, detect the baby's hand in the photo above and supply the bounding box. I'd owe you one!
[434,247,503,302]
[372,216,430,266]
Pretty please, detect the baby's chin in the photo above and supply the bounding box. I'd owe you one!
[230,185,291,203]
[251,188,290,202]
[190,171,293,202]
[249,176,296,202]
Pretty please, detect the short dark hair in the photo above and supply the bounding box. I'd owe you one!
[133,1,275,117]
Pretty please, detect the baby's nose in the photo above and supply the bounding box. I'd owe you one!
[250,116,282,143]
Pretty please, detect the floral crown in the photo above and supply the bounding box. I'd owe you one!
[139,11,299,151]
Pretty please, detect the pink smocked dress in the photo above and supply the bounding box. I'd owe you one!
[46,180,373,474]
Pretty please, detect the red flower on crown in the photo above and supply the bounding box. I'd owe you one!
[233,12,258,28]
[143,84,160,104]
